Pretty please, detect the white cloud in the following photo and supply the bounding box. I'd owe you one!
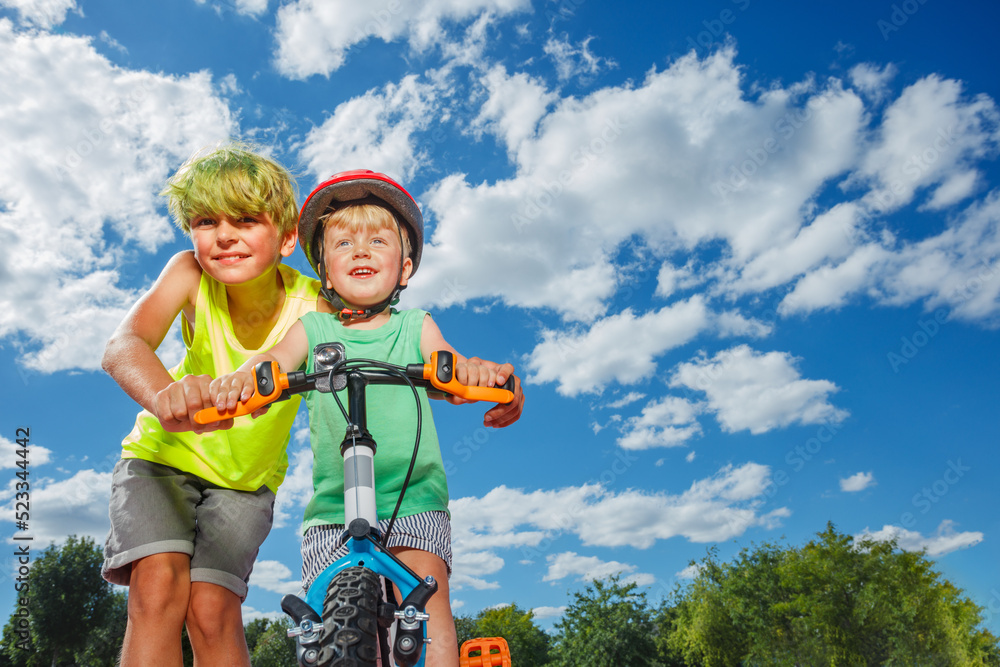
[655,262,700,298]
[543,34,616,82]
[249,559,301,595]
[880,192,1000,322]
[3,469,112,547]
[857,520,983,557]
[241,607,287,624]
[0,21,235,372]
[405,47,868,321]
[922,169,979,211]
[543,551,653,587]
[272,440,314,529]
[193,0,268,17]
[714,310,773,339]
[730,201,861,294]
[0,436,53,468]
[848,62,897,103]
[840,471,876,492]
[273,0,531,79]
[451,550,504,591]
[779,244,891,315]
[471,65,557,156]
[98,30,126,54]
[234,0,268,16]
[524,298,710,395]
[676,563,703,579]
[450,462,790,583]
[531,605,567,619]
[603,392,645,410]
[670,345,848,434]
[298,74,439,186]
[616,396,703,450]
[0,0,78,27]
[781,192,1000,322]
[854,74,1000,216]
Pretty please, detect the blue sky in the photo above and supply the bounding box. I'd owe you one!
[2,0,1000,634]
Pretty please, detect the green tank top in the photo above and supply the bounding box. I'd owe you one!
[300,308,449,529]
[121,264,320,493]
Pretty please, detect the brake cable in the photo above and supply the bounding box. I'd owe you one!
[328,358,424,547]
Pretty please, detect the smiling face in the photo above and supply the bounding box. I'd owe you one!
[320,205,412,311]
[189,211,296,285]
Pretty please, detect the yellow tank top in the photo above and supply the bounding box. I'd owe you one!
[121,264,319,492]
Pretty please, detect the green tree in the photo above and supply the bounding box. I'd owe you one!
[461,604,551,667]
[666,523,1000,666]
[248,617,297,667]
[651,600,691,667]
[549,575,659,667]
[244,617,271,655]
[0,536,127,667]
[454,613,480,650]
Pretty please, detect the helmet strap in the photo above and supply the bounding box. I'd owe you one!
[329,285,405,322]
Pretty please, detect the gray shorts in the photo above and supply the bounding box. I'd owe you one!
[102,458,275,600]
[300,511,452,593]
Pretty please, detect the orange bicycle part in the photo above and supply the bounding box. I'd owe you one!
[459,637,511,667]
[193,351,513,425]
[194,361,288,424]
[424,351,515,404]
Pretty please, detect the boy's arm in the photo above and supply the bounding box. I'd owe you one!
[101,251,222,432]
[419,314,524,428]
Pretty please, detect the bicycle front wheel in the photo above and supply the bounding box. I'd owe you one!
[316,566,381,666]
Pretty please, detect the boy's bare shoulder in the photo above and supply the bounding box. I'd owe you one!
[164,249,201,273]
[152,250,203,309]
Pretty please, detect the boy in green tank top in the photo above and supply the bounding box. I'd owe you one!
[207,170,524,666]
[101,144,322,666]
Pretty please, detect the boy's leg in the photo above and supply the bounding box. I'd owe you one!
[104,460,201,667]
[186,582,251,667]
[120,552,192,667]
[390,546,459,667]
[185,483,274,666]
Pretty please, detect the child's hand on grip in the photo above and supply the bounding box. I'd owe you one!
[459,357,524,428]
[206,370,273,420]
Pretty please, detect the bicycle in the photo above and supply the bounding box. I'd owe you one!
[196,342,515,667]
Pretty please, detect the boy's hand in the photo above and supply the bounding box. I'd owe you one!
[453,357,524,428]
[209,370,272,419]
[154,374,235,434]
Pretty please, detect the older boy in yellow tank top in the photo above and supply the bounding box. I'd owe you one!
[101,145,321,666]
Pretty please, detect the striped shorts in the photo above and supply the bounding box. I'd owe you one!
[300,511,452,592]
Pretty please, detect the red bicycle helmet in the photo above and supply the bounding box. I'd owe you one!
[298,170,424,319]
[299,169,423,277]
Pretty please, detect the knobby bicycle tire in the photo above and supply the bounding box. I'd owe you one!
[316,566,381,666]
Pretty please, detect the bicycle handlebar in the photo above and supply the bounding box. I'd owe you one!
[194,350,515,425]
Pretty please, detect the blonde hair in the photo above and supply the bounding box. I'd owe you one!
[161,142,298,236]
[320,203,412,259]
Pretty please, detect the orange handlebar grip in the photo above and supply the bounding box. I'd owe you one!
[194,361,287,425]
[425,351,515,404]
